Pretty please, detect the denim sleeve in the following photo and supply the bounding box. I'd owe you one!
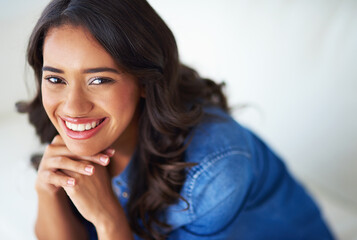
[165,146,254,239]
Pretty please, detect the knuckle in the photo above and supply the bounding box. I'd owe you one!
[39,157,56,170]
[51,135,61,143]
[37,157,47,170]
[44,143,61,157]
[78,159,89,164]
[47,143,59,151]
[56,156,67,165]
[75,162,85,173]
[43,145,54,157]
[43,171,53,183]
[58,175,70,187]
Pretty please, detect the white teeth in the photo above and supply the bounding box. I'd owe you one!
[65,120,99,132]
[78,124,85,131]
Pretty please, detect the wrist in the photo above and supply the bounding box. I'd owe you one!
[96,218,133,240]
[94,204,133,240]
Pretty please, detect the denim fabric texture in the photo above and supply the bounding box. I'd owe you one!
[88,107,334,240]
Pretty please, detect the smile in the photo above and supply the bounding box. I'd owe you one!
[65,120,101,131]
[60,116,107,140]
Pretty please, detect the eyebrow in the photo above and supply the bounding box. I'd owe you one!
[42,66,120,74]
[83,67,120,74]
[42,66,64,73]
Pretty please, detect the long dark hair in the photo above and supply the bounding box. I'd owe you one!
[17,0,228,239]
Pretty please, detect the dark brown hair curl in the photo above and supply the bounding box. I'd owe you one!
[17,0,228,239]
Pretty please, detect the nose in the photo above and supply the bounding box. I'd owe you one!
[62,85,93,117]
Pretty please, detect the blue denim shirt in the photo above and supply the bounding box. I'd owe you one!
[87,107,334,239]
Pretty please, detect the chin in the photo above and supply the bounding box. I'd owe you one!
[68,146,96,157]
[64,139,107,157]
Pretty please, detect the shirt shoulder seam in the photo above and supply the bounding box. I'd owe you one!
[185,146,251,220]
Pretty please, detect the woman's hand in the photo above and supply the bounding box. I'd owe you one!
[61,160,122,227]
[35,135,113,195]
[61,161,134,239]
[35,135,133,239]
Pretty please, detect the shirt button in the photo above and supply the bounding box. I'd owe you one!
[122,192,129,198]
[113,186,121,196]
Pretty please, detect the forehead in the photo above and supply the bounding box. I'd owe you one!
[43,24,117,69]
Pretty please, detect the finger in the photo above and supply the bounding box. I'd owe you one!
[60,169,80,178]
[82,153,110,166]
[76,153,110,166]
[48,156,95,176]
[41,170,76,188]
[51,135,65,145]
[103,148,115,157]
[46,144,110,166]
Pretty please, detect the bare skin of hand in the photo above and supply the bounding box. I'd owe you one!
[61,160,122,227]
[36,135,114,195]
[61,158,133,239]
[36,135,133,239]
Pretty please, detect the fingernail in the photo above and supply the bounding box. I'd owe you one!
[85,166,94,174]
[67,178,75,186]
[100,156,109,165]
[106,148,115,156]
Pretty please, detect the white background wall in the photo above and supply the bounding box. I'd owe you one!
[0,0,356,239]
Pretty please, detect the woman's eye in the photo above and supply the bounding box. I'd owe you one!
[45,77,65,84]
[90,78,113,85]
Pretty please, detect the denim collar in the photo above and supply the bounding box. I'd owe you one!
[111,152,134,189]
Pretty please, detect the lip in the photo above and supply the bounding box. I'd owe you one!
[61,116,103,124]
[59,116,108,140]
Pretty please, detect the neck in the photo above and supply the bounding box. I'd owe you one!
[108,113,140,178]
[108,151,132,178]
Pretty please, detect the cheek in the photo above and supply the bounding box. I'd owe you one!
[41,87,60,120]
[103,86,141,114]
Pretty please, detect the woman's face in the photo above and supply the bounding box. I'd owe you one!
[41,25,143,156]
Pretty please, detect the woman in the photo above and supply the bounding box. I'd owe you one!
[18,0,334,239]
